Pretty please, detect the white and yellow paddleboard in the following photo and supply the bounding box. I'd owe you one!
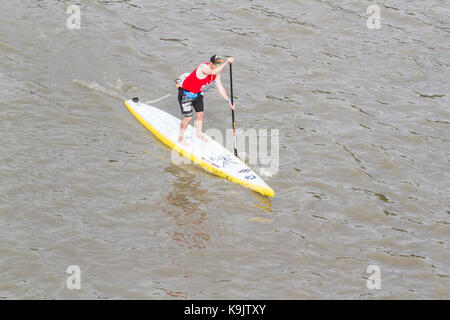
[124,97,274,197]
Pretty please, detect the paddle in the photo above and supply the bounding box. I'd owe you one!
[230,63,238,157]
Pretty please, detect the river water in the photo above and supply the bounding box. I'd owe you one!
[1,0,449,299]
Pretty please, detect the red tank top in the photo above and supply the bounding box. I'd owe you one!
[182,63,216,93]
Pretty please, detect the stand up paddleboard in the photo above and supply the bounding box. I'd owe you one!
[124,97,274,197]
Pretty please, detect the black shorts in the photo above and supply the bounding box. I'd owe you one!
[178,87,204,118]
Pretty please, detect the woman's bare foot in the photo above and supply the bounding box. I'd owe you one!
[178,136,189,146]
[197,134,208,142]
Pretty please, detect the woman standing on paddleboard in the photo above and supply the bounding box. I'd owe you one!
[176,55,235,145]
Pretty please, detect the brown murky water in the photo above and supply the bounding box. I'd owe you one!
[1,0,449,299]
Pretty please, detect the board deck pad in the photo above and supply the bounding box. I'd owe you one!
[125,98,274,197]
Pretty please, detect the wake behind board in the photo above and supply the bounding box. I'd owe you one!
[124,97,274,197]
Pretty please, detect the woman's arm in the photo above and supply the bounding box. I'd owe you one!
[215,73,235,110]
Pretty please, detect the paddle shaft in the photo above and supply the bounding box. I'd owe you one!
[230,63,238,157]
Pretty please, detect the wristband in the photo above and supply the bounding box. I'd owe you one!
[227,98,231,103]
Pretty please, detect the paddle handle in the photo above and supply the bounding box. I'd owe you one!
[230,63,238,157]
